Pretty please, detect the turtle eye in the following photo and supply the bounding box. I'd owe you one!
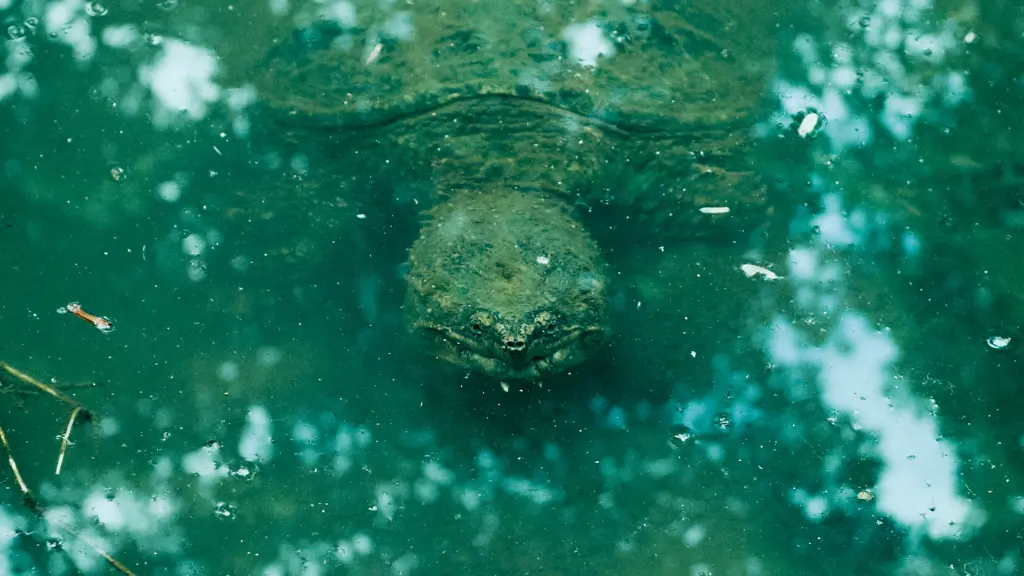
[468,312,493,336]
[533,313,558,334]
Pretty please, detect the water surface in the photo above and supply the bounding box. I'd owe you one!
[1,0,1022,574]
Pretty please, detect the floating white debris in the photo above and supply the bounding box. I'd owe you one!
[986,335,1011,350]
[213,501,237,518]
[365,43,383,65]
[536,255,550,265]
[698,206,730,215]
[356,213,367,219]
[795,110,826,138]
[740,264,781,280]
[667,424,694,449]
[964,31,976,44]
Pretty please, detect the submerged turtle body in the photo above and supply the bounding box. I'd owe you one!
[257,0,784,379]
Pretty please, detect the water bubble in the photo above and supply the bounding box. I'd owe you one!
[214,501,237,518]
[5,24,28,41]
[858,16,871,27]
[668,425,695,449]
[986,335,1011,350]
[107,164,127,182]
[713,413,733,433]
[23,18,39,30]
[85,1,109,16]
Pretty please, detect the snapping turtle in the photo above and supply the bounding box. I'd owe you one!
[256,0,781,379]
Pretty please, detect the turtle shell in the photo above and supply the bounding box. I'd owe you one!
[256,0,792,236]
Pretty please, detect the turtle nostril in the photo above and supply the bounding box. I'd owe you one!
[503,337,527,352]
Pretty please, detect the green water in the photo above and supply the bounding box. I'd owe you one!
[1,0,1022,574]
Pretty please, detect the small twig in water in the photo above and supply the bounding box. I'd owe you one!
[55,406,82,476]
[0,423,30,495]
[0,362,83,409]
[0,362,134,574]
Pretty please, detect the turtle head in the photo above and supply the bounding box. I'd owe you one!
[405,190,609,380]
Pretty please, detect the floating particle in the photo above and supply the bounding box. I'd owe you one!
[963,31,976,44]
[698,206,730,215]
[500,381,509,392]
[536,255,550,265]
[230,465,257,481]
[63,302,114,332]
[365,43,383,64]
[356,213,367,219]
[857,490,874,502]
[668,424,694,449]
[108,164,127,183]
[740,263,780,280]
[794,109,826,139]
[713,413,733,433]
[986,335,1011,350]
[213,501,237,518]
[85,1,109,16]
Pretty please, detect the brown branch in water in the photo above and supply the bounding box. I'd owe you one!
[0,362,84,409]
[0,363,134,575]
[0,382,99,403]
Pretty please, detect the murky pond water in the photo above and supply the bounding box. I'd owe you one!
[1,0,1022,574]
